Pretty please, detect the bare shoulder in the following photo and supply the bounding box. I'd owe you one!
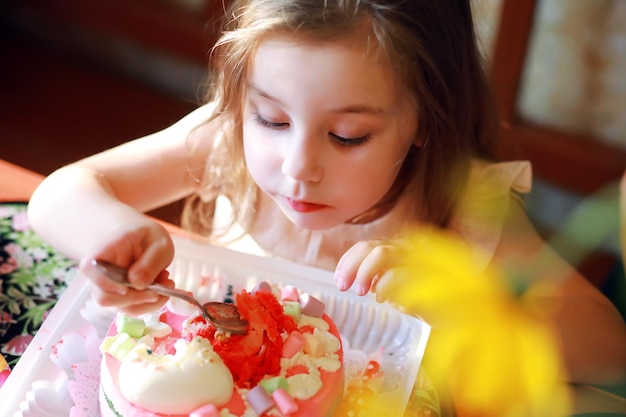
[166,102,219,138]
[494,195,611,302]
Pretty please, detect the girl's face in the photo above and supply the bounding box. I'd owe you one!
[243,34,418,230]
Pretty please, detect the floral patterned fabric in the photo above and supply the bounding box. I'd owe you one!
[0,202,77,368]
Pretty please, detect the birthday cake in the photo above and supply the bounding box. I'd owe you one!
[99,282,344,417]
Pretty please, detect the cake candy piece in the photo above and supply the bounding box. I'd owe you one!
[247,385,274,415]
[281,285,299,302]
[189,403,220,417]
[102,333,136,361]
[272,388,299,415]
[283,301,302,321]
[298,293,325,317]
[116,314,146,338]
[282,332,306,359]
[302,333,326,357]
[259,375,289,394]
[252,280,272,294]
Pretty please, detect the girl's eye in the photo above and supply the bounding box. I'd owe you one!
[255,114,288,130]
[329,132,371,147]
[255,113,370,146]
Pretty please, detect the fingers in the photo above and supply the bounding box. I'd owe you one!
[335,240,404,296]
[80,257,128,296]
[372,267,405,304]
[90,284,168,315]
[79,220,176,313]
[127,227,175,289]
[81,258,172,313]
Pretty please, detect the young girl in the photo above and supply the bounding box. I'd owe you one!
[27,0,625,385]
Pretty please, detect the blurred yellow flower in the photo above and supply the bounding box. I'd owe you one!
[374,227,571,417]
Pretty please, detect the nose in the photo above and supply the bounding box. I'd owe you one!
[281,130,323,183]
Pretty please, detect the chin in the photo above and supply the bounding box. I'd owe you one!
[282,210,345,231]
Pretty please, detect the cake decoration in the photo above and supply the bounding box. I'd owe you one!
[99,281,345,417]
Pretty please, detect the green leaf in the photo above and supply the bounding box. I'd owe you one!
[8,300,21,315]
[18,301,56,328]
[6,286,26,300]
[7,269,36,291]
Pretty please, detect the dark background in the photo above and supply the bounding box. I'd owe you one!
[1,0,624,296]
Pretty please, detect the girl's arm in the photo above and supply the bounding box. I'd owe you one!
[27,104,217,314]
[495,198,626,384]
[336,195,626,385]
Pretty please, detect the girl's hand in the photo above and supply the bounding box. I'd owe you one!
[79,217,176,315]
[334,239,408,301]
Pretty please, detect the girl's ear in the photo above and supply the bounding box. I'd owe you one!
[413,132,430,149]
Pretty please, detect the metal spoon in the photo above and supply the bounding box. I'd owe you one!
[91,259,249,335]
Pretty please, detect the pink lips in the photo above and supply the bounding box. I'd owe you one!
[284,197,327,213]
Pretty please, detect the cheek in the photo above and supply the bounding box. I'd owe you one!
[345,141,410,203]
[243,125,281,184]
[329,153,401,208]
[364,166,399,198]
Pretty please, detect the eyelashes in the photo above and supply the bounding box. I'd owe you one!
[254,114,287,129]
[329,132,370,147]
[253,114,371,147]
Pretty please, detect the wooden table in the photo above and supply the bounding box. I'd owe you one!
[1,159,43,201]
[1,158,624,415]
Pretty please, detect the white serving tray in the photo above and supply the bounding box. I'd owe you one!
[0,235,430,417]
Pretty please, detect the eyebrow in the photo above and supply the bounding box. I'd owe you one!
[248,84,386,115]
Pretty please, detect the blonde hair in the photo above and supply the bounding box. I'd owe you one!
[182,0,497,238]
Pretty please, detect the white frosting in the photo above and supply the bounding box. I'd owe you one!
[287,366,323,400]
[313,328,341,355]
[298,315,329,331]
[141,312,173,338]
[165,296,199,316]
[118,337,234,414]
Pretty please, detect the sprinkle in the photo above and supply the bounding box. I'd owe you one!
[364,360,380,377]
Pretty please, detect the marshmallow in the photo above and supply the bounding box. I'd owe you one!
[260,375,289,394]
[272,388,299,414]
[282,331,306,359]
[283,301,302,321]
[190,404,220,417]
[298,293,325,317]
[247,385,274,415]
[252,281,272,294]
[281,285,299,302]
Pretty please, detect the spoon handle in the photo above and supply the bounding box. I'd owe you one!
[145,283,207,314]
